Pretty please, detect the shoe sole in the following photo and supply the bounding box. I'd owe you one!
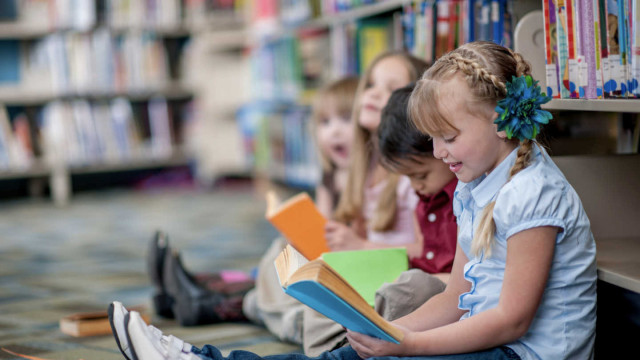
[108,302,132,360]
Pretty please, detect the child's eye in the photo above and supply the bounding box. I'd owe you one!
[319,117,330,125]
[414,173,427,180]
[443,136,456,144]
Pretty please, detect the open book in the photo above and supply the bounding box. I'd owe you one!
[274,245,406,343]
[265,191,330,260]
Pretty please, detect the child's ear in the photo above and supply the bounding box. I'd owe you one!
[496,129,508,139]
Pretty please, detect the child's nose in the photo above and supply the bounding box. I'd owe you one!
[432,139,446,159]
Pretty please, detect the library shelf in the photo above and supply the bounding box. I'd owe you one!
[0,82,194,106]
[67,151,189,175]
[543,99,640,113]
[596,237,640,294]
[0,162,50,180]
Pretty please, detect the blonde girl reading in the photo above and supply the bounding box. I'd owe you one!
[346,41,597,360]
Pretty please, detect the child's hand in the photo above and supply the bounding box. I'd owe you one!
[346,326,412,358]
[325,221,365,251]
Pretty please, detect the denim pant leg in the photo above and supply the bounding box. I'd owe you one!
[375,346,520,360]
[192,344,361,360]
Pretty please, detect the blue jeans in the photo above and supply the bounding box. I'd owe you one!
[192,344,520,360]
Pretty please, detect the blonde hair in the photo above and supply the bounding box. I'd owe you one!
[311,76,359,173]
[335,51,429,231]
[409,41,534,257]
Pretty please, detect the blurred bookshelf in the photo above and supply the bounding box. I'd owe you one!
[0,0,246,205]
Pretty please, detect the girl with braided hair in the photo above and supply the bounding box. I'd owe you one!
[110,42,597,360]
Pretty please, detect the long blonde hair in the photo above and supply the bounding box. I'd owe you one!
[335,51,429,231]
[409,41,534,257]
[311,76,360,173]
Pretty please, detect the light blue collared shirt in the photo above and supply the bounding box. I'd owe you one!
[453,145,597,360]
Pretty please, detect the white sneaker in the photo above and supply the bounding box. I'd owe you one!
[127,311,196,360]
[109,301,134,360]
[109,301,192,359]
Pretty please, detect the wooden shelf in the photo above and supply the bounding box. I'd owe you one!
[0,163,50,180]
[596,237,640,293]
[0,83,194,105]
[543,99,640,113]
[68,152,189,175]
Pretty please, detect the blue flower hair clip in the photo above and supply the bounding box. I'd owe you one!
[494,75,552,141]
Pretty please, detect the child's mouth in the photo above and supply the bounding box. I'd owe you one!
[331,144,348,158]
[449,162,462,173]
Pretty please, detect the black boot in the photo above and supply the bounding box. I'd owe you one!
[163,250,231,326]
[147,230,175,318]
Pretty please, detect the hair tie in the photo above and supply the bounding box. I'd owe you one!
[494,75,552,141]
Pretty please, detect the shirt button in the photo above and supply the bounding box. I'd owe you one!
[428,213,437,222]
[426,251,435,260]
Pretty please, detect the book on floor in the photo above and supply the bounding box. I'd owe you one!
[59,307,149,337]
[265,191,330,260]
[274,244,406,344]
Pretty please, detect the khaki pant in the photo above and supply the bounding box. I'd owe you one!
[243,240,446,356]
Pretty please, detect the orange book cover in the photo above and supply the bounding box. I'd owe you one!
[265,191,330,260]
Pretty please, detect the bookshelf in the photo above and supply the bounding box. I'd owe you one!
[0,0,244,205]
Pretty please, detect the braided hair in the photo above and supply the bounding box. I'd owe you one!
[409,41,535,257]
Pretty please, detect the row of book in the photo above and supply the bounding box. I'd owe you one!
[0,97,189,170]
[236,101,319,189]
[10,0,241,31]
[0,30,176,95]
[403,0,513,63]
[542,0,640,99]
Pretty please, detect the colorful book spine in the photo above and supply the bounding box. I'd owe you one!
[479,0,491,41]
[632,0,640,96]
[597,0,611,97]
[435,0,450,59]
[491,0,504,45]
[566,0,580,98]
[543,0,561,98]
[579,0,597,98]
[606,0,623,96]
[556,0,572,98]
[618,0,631,97]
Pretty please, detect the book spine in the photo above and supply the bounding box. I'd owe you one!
[468,0,475,41]
[618,0,631,97]
[567,0,580,98]
[606,0,623,96]
[579,0,597,98]
[435,0,450,58]
[491,0,503,45]
[597,0,612,97]
[479,0,491,41]
[556,1,571,98]
[632,0,640,96]
[543,0,561,98]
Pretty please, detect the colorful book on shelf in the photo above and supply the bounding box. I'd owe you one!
[632,0,640,97]
[566,0,580,98]
[606,0,624,97]
[274,244,406,343]
[356,19,392,74]
[265,191,330,260]
[543,0,561,98]
[579,0,598,99]
[556,0,571,98]
[598,0,612,96]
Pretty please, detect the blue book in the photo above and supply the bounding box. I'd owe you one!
[491,0,504,45]
[0,40,20,84]
[274,245,406,343]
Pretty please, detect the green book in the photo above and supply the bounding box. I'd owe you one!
[321,247,408,307]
